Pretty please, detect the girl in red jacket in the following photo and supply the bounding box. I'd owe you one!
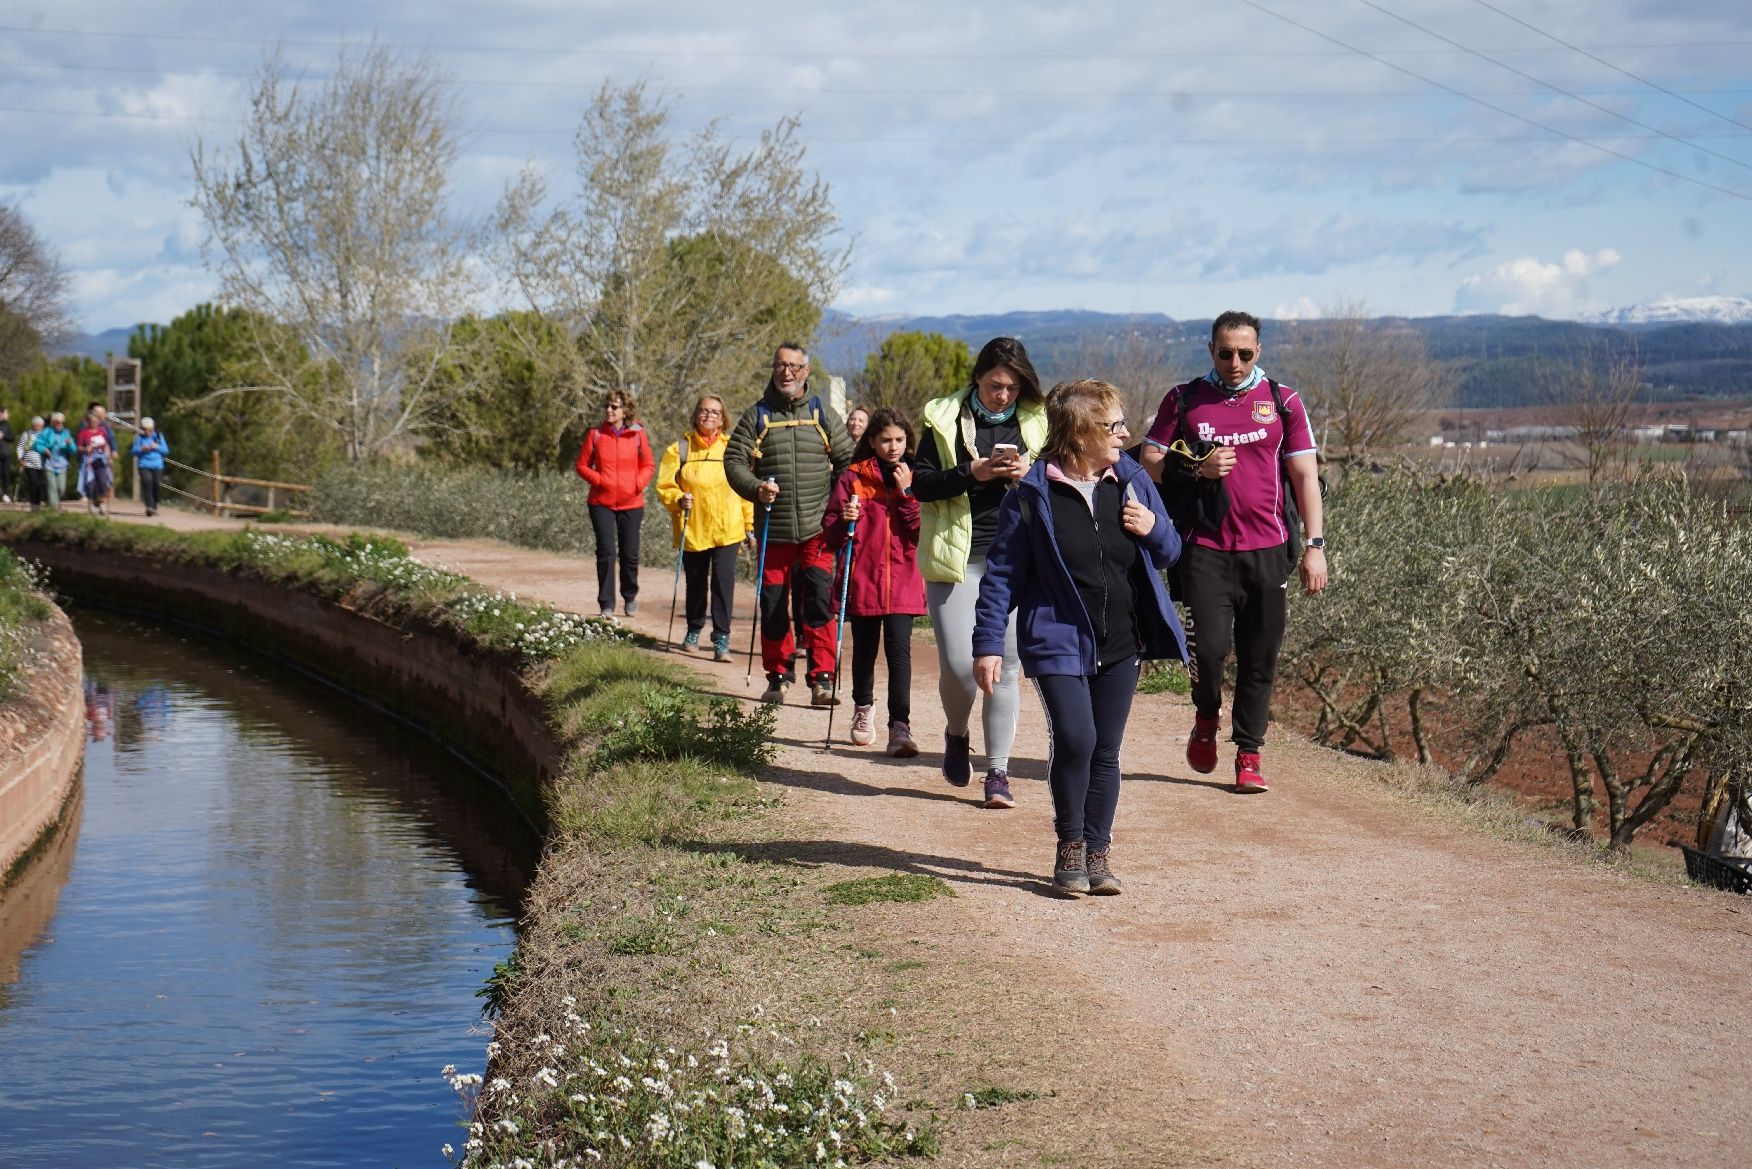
[575,389,655,617]
[823,407,926,756]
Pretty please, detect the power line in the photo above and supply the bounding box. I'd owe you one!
[2,21,1752,61]
[1352,0,1752,175]
[1463,0,1752,136]
[4,102,1747,147]
[1234,0,1752,203]
[7,55,1752,101]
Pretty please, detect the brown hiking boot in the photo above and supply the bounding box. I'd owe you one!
[1053,840,1089,896]
[1086,847,1122,895]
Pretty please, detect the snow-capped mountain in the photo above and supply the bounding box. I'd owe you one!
[1584,296,1752,325]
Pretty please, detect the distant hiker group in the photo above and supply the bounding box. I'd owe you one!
[572,312,1328,896]
[2,403,167,517]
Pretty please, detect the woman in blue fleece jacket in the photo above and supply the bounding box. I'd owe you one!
[973,379,1187,897]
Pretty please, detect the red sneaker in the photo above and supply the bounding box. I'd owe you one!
[1234,751,1269,794]
[1186,715,1220,774]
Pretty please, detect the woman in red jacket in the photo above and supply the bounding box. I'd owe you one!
[822,406,926,757]
[575,389,655,617]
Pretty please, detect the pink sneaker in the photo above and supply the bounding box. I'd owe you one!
[1234,752,1269,794]
[1187,715,1220,774]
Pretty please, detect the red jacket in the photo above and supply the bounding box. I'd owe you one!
[822,458,925,618]
[575,423,654,511]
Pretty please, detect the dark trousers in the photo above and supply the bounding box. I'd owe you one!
[0,457,12,501]
[1034,658,1139,850]
[850,613,913,722]
[589,504,643,612]
[139,467,163,512]
[683,542,738,639]
[1181,542,1290,752]
[758,535,835,681]
[24,467,47,508]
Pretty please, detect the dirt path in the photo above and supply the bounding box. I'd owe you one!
[93,507,1752,1166]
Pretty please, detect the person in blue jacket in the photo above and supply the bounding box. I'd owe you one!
[33,413,77,509]
[973,379,1187,897]
[130,418,169,516]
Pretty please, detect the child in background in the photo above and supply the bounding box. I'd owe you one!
[822,407,925,756]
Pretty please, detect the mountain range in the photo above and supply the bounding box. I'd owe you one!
[1581,296,1752,326]
[54,298,1752,409]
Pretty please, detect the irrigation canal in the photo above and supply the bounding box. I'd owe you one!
[0,610,537,1167]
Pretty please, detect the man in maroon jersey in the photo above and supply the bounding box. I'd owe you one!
[1140,310,1328,794]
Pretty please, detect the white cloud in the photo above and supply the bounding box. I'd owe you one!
[1454,248,1624,318]
[1274,297,1322,321]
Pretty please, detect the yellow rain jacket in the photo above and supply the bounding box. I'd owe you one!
[656,430,755,552]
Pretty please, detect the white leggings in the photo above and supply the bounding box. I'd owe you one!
[926,557,1022,773]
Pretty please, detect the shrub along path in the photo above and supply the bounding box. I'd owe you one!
[105,506,1752,1168]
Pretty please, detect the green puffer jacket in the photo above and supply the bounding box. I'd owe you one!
[725,383,854,544]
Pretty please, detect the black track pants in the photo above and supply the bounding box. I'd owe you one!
[1180,542,1290,752]
[589,504,643,611]
[683,543,738,639]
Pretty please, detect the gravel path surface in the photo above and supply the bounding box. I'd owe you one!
[97,508,1752,1166]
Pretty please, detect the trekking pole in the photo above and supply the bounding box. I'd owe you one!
[823,517,857,749]
[666,502,691,650]
[745,485,775,687]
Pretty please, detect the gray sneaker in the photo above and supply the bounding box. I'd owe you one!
[712,633,732,662]
[681,628,701,651]
[1086,847,1122,895]
[1053,840,1089,896]
[982,770,1014,809]
[760,675,790,705]
[624,600,638,616]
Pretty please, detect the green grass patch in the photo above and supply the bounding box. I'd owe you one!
[1137,660,1191,695]
[825,873,956,906]
[607,919,685,956]
[963,1085,1052,1110]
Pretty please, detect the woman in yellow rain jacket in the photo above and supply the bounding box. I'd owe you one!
[657,395,756,661]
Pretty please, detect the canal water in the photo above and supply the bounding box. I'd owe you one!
[0,610,537,1168]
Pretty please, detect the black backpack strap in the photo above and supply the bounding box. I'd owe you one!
[1266,378,1291,464]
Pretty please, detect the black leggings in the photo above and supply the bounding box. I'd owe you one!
[589,505,643,611]
[1180,542,1289,751]
[683,542,738,638]
[849,613,913,722]
[1033,658,1139,850]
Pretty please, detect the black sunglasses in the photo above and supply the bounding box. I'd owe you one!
[1215,348,1257,362]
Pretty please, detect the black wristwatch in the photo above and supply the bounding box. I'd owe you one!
[1306,536,1326,550]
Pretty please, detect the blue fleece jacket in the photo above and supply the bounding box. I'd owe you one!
[973,454,1189,678]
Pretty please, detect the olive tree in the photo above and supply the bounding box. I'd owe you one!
[191,46,478,462]
[1287,467,1750,849]
[495,81,849,442]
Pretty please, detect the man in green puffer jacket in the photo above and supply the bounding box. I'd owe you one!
[725,343,854,706]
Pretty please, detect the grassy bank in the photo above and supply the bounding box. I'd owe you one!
[0,513,988,1168]
[0,547,53,697]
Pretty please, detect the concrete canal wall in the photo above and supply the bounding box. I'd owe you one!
[0,606,85,887]
[0,542,561,832]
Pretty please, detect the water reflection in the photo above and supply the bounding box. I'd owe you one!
[0,611,537,1168]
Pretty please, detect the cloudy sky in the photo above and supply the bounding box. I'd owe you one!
[4,0,1750,332]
